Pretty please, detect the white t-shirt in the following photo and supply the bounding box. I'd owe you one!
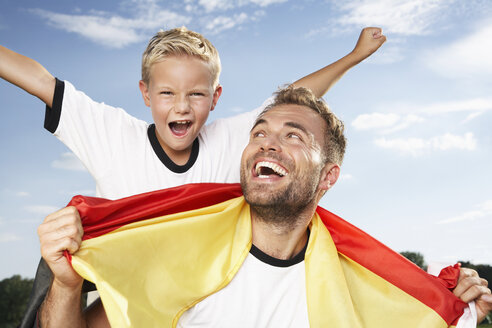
[177,244,309,328]
[45,79,266,199]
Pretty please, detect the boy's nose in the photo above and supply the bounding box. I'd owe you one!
[174,96,191,114]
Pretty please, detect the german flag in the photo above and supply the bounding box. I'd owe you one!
[67,183,467,327]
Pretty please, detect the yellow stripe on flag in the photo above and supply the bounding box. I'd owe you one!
[73,197,251,327]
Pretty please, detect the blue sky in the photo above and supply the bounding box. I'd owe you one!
[1,0,491,280]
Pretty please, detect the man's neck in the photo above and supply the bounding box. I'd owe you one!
[250,209,313,260]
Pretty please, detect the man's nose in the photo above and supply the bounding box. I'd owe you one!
[260,135,281,152]
[174,95,191,114]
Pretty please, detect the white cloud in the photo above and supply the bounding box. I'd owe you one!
[29,7,190,48]
[25,205,60,216]
[330,0,449,36]
[431,132,477,151]
[29,0,275,46]
[352,112,424,133]
[198,0,236,12]
[353,97,492,133]
[306,0,451,63]
[205,12,250,34]
[198,0,286,12]
[374,132,476,156]
[438,200,492,224]
[417,98,492,115]
[250,0,287,7]
[16,191,30,197]
[0,233,21,243]
[51,152,87,171]
[203,10,265,33]
[424,21,492,79]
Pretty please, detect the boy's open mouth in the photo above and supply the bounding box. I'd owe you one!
[169,121,192,137]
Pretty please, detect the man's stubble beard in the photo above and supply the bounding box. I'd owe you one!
[240,161,321,230]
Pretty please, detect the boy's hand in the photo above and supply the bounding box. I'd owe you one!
[453,267,492,323]
[38,206,84,290]
[351,27,387,61]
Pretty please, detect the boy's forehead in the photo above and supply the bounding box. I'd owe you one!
[149,55,215,86]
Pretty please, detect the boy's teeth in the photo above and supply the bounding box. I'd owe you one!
[255,161,287,177]
[169,121,191,135]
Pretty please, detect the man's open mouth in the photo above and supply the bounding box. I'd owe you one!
[255,161,288,178]
[169,121,191,137]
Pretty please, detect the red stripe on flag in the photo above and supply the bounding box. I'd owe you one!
[316,206,467,326]
[68,183,242,240]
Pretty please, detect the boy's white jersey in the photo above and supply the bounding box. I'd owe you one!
[46,80,266,199]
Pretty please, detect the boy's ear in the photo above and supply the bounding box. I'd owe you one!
[210,85,223,111]
[139,80,151,107]
[318,163,340,192]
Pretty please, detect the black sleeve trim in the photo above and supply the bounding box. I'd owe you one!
[147,124,199,174]
[44,78,65,133]
[250,240,308,268]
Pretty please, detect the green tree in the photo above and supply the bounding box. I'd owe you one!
[400,251,427,270]
[0,275,33,328]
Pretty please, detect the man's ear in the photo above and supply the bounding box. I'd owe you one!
[139,80,151,107]
[318,163,340,191]
[210,85,223,111]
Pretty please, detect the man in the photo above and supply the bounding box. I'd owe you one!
[38,86,491,327]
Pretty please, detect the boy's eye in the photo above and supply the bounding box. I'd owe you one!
[160,91,173,95]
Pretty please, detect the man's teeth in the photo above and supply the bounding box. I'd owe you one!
[255,161,287,177]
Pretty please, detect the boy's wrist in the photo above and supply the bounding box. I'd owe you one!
[347,48,370,64]
[344,50,366,66]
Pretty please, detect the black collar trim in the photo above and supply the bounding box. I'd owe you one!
[147,124,199,174]
[250,240,307,268]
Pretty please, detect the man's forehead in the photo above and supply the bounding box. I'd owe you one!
[253,104,320,130]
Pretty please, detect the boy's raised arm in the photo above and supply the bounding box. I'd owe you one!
[292,27,386,98]
[0,45,56,107]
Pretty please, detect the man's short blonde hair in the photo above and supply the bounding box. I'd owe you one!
[260,86,346,165]
[141,27,221,88]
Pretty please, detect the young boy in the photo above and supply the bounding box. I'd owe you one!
[0,27,385,200]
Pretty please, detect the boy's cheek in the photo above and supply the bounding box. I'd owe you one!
[190,98,215,111]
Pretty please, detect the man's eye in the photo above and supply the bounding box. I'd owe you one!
[253,131,265,138]
[190,92,205,97]
[287,133,301,140]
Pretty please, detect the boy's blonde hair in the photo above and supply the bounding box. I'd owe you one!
[141,27,221,88]
[260,86,346,166]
